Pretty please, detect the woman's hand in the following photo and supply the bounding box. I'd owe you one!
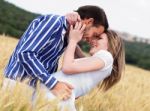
[69,22,86,43]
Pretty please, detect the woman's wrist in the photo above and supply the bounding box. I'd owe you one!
[69,39,78,45]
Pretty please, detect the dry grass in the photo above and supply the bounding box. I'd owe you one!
[0,35,150,111]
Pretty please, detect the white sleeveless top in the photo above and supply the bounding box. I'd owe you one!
[53,50,113,97]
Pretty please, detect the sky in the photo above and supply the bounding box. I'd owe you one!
[6,0,150,39]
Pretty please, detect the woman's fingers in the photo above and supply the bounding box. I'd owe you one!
[74,22,79,29]
[80,24,86,32]
[70,25,73,30]
[76,22,82,30]
[73,22,86,33]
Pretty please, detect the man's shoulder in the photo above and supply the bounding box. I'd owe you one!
[36,14,67,27]
[37,14,65,21]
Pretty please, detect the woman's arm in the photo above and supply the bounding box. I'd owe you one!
[62,40,105,74]
[62,23,105,74]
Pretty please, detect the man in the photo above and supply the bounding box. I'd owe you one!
[4,5,109,100]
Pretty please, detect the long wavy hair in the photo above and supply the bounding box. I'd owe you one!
[100,30,125,91]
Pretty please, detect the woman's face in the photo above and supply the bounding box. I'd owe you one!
[89,33,108,55]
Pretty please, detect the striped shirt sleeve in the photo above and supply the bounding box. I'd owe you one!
[17,15,63,89]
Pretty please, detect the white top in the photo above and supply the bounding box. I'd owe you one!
[53,50,113,97]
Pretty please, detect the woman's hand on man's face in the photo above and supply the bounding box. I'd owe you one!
[69,22,86,43]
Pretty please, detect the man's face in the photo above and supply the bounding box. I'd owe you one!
[82,25,105,44]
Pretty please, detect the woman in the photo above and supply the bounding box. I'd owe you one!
[38,22,125,111]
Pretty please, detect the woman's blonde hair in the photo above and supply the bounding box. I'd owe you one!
[100,30,125,91]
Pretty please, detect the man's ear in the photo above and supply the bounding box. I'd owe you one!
[87,18,94,25]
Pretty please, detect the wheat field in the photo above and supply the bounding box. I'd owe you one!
[0,35,150,111]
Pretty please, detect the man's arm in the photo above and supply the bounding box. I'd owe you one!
[17,15,74,100]
[17,16,72,99]
[17,15,62,89]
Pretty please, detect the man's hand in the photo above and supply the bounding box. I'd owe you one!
[51,81,74,100]
[65,12,81,25]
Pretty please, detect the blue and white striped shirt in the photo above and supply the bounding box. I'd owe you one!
[4,14,68,89]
